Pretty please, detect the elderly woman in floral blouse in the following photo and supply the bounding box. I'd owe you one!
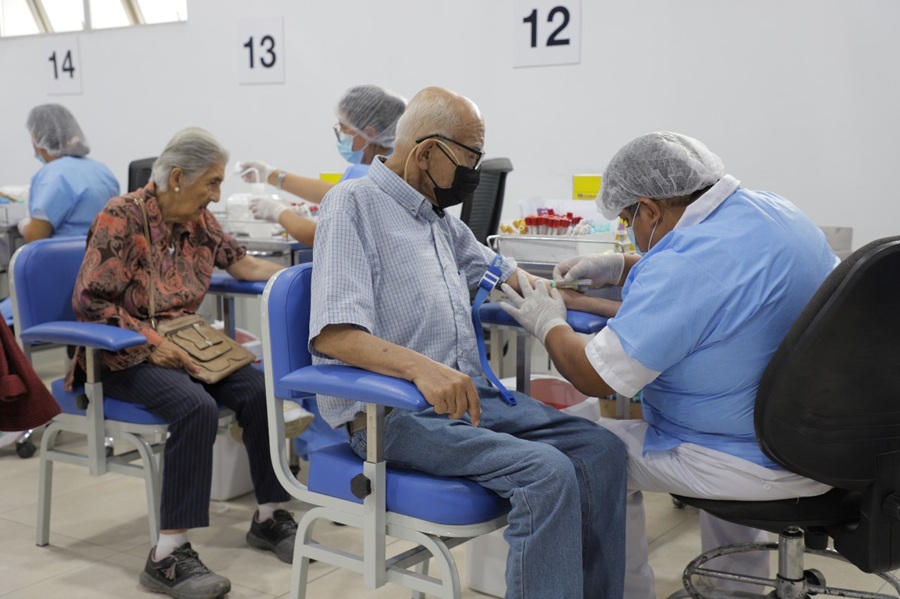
[67,127,296,599]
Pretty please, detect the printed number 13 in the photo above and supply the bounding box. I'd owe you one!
[243,35,276,69]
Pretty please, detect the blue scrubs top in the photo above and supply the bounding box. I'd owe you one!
[29,156,119,237]
[340,163,370,182]
[608,177,838,467]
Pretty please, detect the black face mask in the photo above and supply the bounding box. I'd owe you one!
[425,163,481,216]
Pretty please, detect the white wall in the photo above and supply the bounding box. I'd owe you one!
[1,0,897,248]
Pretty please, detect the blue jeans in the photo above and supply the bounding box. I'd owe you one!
[350,377,627,599]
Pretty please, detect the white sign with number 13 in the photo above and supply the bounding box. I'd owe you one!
[238,17,285,85]
[513,0,581,68]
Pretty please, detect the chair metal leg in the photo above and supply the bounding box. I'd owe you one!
[36,422,63,546]
[411,559,428,599]
[671,528,900,599]
[122,431,162,543]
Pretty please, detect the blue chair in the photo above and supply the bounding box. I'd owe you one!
[261,263,511,599]
[10,237,168,546]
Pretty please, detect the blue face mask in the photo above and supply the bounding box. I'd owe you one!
[34,150,46,165]
[336,131,365,164]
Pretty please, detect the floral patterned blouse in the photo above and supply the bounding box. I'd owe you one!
[65,183,246,387]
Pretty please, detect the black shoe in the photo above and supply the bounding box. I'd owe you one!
[246,509,298,563]
[139,543,231,599]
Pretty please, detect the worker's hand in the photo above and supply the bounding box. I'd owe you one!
[500,270,570,344]
[411,364,482,427]
[234,160,275,185]
[250,197,289,223]
[552,253,625,291]
[149,339,201,375]
[16,216,31,236]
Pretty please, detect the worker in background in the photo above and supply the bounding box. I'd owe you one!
[235,83,406,246]
[235,84,406,463]
[500,131,838,598]
[0,103,119,324]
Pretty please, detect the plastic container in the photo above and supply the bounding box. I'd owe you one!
[223,193,284,238]
[210,424,254,501]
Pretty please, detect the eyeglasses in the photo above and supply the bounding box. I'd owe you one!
[416,134,484,169]
[333,122,358,141]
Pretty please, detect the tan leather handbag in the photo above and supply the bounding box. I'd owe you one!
[155,314,255,384]
[134,195,255,384]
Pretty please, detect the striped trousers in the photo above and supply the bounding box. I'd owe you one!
[102,363,289,530]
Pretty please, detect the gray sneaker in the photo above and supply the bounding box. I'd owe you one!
[246,509,298,563]
[139,543,231,599]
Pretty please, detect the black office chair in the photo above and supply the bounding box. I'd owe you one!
[461,157,513,246]
[669,236,900,598]
[128,157,156,192]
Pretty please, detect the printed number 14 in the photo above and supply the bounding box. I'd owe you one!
[48,50,76,79]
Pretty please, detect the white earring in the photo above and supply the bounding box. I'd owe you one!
[174,187,180,192]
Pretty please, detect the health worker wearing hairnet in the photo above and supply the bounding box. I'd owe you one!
[235,84,406,246]
[0,104,119,324]
[500,132,839,598]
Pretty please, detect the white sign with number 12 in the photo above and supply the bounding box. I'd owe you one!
[46,36,82,95]
[513,0,581,68]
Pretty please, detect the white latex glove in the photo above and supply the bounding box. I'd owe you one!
[250,197,289,223]
[16,216,31,236]
[234,160,276,185]
[499,270,570,344]
[552,253,625,290]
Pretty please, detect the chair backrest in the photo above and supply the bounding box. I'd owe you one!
[756,236,900,489]
[10,237,86,332]
[128,157,156,192]
[460,157,513,245]
[261,263,313,401]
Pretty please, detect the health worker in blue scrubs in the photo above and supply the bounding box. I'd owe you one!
[1,104,119,324]
[500,131,839,598]
[236,84,406,458]
[235,84,406,246]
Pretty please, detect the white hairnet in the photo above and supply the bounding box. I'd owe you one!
[336,85,407,148]
[26,104,90,157]
[598,132,724,220]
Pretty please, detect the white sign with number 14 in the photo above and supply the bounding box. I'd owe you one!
[45,36,82,95]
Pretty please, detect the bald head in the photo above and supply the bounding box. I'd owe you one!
[392,87,484,157]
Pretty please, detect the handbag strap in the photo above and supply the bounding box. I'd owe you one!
[132,195,157,329]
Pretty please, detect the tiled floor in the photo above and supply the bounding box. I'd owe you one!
[0,348,895,598]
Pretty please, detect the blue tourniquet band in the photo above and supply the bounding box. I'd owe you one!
[472,256,517,406]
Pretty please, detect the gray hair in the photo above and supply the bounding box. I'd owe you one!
[393,88,472,148]
[26,104,90,157]
[151,127,229,192]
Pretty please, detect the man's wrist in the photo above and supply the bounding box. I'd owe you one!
[276,170,287,190]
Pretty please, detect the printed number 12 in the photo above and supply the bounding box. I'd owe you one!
[523,6,571,48]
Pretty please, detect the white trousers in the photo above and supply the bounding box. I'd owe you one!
[597,418,831,599]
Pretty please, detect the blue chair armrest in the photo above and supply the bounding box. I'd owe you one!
[478,302,608,334]
[279,365,429,412]
[19,321,146,351]
[209,273,268,296]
